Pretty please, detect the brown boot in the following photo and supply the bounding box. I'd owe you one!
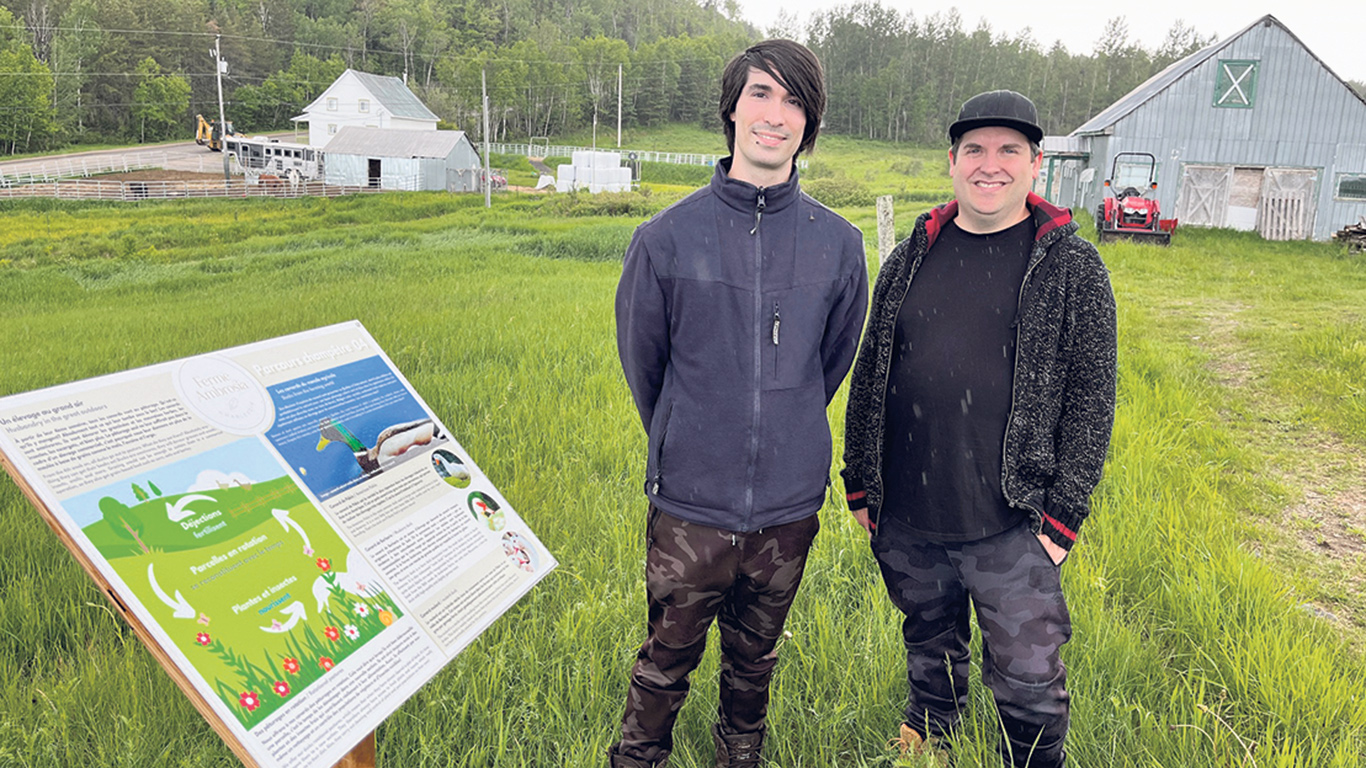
[891,723,951,766]
[712,723,765,767]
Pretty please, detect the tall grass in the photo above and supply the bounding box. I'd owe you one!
[1,156,1365,766]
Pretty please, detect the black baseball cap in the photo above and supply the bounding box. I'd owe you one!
[948,90,1044,145]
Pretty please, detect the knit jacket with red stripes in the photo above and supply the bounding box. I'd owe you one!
[840,193,1116,551]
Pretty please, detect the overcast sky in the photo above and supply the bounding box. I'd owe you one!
[735,1,1366,84]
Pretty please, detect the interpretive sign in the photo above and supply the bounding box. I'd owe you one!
[0,321,556,768]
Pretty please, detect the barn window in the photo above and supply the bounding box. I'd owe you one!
[327,97,338,111]
[328,124,337,135]
[359,99,370,113]
[1214,60,1258,108]
[1338,174,1366,201]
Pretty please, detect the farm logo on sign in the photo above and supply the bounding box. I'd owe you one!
[175,356,274,435]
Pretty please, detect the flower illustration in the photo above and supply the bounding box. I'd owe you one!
[273,681,291,697]
[344,624,360,641]
[378,609,394,626]
[282,657,300,675]
[239,692,260,711]
[319,657,335,671]
[316,557,331,571]
[353,603,371,618]
[195,632,211,646]
[324,626,340,641]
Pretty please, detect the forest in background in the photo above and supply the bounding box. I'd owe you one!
[2,0,1364,154]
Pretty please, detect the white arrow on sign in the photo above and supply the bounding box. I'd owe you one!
[147,563,196,619]
[259,601,306,633]
[271,508,313,555]
[166,493,219,523]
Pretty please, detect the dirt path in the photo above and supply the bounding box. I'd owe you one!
[1185,298,1366,630]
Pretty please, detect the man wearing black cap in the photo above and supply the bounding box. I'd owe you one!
[841,90,1116,767]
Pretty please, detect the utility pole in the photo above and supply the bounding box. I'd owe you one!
[213,35,229,183]
[482,68,491,209]
[616,63,622,148]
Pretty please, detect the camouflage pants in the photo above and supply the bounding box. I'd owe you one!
[613,506,819,763]
[872,519,1071,768]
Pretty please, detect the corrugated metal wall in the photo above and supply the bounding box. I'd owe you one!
[448,142,481,192]
[325,148,487,192]
[326,155,427,189]
[1077,20,1366,239]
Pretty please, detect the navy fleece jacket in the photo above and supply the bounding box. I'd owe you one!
[615,159,868,533]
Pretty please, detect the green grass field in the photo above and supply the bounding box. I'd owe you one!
[1,132,1365,766]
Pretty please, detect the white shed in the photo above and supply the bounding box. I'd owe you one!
[322,127,482,192]
[293,69,439,149]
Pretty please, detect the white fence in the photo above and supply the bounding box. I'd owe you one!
[486,142,808,170]
[488,142,723,167]
[0,175,422,202]
[0,152,175,186]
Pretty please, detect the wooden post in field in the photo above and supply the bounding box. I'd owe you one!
[333,733,376,768]
[876,195,895,270]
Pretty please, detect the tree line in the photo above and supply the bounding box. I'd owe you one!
[2,0,1362,156]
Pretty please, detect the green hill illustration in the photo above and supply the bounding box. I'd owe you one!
[84,477,304,558]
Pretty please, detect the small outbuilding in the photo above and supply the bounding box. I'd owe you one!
[1045,15,1366,241]
[294,69,439,149]
[322,127,482,192]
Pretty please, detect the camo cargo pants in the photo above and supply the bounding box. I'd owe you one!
[612,505,819,764]
[872,519,1071,768]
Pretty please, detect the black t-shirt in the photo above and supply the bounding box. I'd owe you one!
[880,217,1034,542]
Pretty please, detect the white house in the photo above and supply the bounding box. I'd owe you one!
[294,69,439,148]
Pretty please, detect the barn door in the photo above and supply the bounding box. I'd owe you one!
[1177,165,1232,227]
[1257,169,1317,241]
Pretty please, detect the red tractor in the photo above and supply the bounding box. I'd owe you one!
[1096,151,1172,245]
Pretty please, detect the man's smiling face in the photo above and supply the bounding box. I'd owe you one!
[949,125,1042,233]
[728,66,806,186]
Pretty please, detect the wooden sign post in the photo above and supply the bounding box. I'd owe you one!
[334,733,376,768]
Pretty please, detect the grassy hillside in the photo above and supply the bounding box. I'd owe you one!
[1,141,1364,766]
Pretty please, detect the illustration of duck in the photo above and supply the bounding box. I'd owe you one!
[317,417,442,474]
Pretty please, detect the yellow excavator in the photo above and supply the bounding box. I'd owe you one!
[194,114,242,152]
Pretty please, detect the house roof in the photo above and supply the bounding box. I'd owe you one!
[347,70,439,121]
[1071,15,1366,136]
[302,69,439,122]
[324,127,472,158]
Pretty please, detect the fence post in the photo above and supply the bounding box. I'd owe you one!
[876,195,895,271]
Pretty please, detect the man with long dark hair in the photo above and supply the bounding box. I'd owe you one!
[610,39,868,768]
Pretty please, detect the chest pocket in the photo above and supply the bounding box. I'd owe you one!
[762,281,836,391]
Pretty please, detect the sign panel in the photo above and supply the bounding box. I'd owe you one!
[0,321,555,768]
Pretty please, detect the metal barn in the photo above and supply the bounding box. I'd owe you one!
[1044,15,1366,241]
[322,127,482,192]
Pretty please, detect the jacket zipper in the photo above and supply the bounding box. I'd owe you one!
[771,300,781,380]
[742,189,766,531]
[651,402,674,495]
[1000,242,1048,521]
